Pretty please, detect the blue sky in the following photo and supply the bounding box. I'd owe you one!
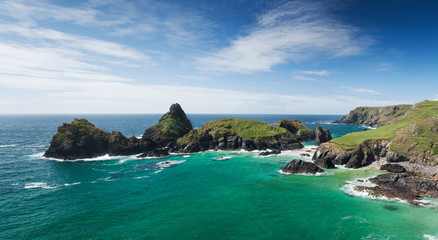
[0,0,437,114]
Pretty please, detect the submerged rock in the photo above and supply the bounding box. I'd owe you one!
[142,103,193,147]
[380,164,406,173]
[137,149,169,158]
[259,149,281,156]
[314,127,332,146]
[280,159,324,174]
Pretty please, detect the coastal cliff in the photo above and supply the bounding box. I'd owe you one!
[314,100,438,205]
[334,104,412,127]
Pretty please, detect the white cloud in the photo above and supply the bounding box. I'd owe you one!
[0,76,399,114]
[299,70,330,76]
[197,1,372,73]
[377,62,395,72]
[293,75,328,83]
[339,86,385,96]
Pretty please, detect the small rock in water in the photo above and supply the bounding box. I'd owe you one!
[383,205,398,211]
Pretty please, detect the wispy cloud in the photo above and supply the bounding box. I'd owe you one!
[174,74,209,82]
[377,62,395,72]
[293,75,328,83]
[339,86,385,96]
[299,70,330,76]
[197,0,372,73]
[0,76,399,114]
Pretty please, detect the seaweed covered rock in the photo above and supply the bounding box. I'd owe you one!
[314,127,332,146]
[280,159,324,174]
[176,118,303,153]
[142,103,193,146]
[276,119,315,142]
[44,119,111,160]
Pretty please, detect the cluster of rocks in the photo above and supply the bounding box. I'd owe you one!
[45,103,333,160]
[280,159,324,174]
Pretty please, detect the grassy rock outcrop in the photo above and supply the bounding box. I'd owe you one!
[142,103,193,147]
[176,118,303,153]
[276,119,315,142]
[44,119,155,160]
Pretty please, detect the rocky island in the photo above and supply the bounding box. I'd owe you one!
[45,103,326,160]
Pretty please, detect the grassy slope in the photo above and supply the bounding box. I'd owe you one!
[197,118,288,139]
[331,101,438,152]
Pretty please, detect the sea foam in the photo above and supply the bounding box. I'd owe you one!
[24,182,57,189]
[0,144,16,148]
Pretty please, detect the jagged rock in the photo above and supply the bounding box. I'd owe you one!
[142,103,193,146]
[380,164,406,173]
[314,127,332,146]
[108,131,154,156]
[276,119,315,142]
[280,159,324,174]
[355,173,438,205]
[137,149,169,158]
[259,149,281,156]
[313,157,335,169]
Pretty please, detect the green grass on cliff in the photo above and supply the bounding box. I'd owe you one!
[331,101,438,154]
[198,118,288,139]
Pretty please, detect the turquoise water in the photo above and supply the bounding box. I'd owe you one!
[1,115,438,239]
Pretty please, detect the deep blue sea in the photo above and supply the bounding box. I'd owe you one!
[1,114,438,240]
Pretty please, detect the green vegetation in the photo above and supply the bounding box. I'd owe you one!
[276,119,315,141]
[198,118,288,139]
[331,101,438,161]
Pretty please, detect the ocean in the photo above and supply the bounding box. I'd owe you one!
[1,114,438,240]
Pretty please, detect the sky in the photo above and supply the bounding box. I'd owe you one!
[0,0,437,114]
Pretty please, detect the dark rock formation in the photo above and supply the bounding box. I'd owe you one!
[280,159,324,174]
[355,173,438,205]
[137,149,169,158]
[312,140,405,169]
[314,127,332,146]
[142,103,193,147]
[313,157,335,169]
[44,119,156,160]
[380,164,406,173]
[44,119,111,160]
[276,119,315,142]
[259,149,281,156]
[176,118,303,153]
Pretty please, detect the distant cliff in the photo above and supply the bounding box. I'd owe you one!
[334,104,412,127]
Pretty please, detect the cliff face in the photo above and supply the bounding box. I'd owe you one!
[334,104,412,126]
[176,118,303,153]
[44,119,155,160]
[142,103,193,146]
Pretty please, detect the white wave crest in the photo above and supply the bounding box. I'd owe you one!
[424,234,438,240]
[24,182,57,189]
[341,178,407,203]
[156,160,186,168]
[277,169,332,176]
[63,182,81,186]
[0,144,16,148]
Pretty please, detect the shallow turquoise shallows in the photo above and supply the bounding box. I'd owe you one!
[1,114,438,240]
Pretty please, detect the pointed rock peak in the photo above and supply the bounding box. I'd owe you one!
[143,103,193,146]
